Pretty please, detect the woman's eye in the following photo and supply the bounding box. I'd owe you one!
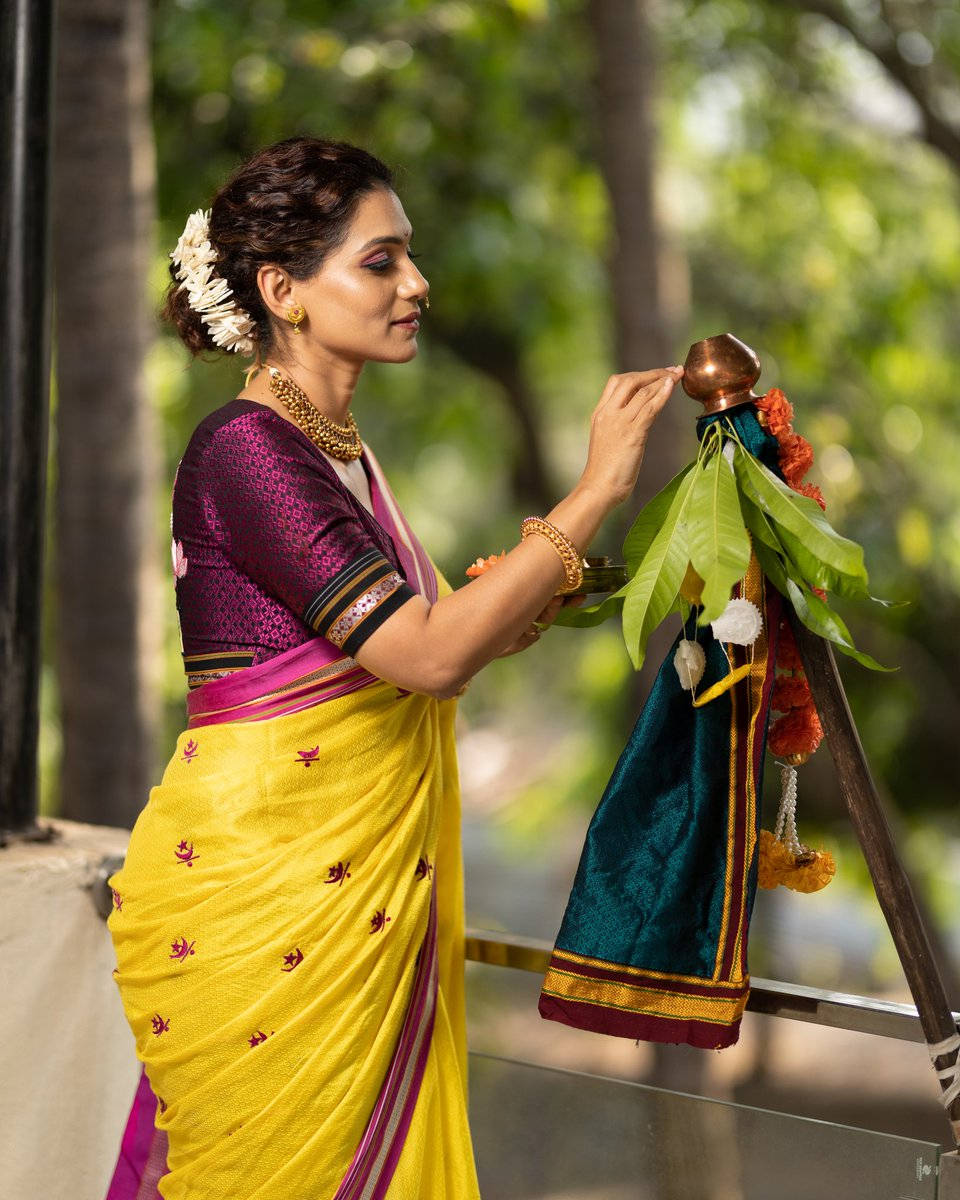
[367,251,423,271]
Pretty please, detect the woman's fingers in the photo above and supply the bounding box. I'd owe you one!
[536,595,566,624]
[627,372,679,422]
[596,367,682,411]
[581,364,684,508]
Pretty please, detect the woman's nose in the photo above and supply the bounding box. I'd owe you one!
[401,267,428,296]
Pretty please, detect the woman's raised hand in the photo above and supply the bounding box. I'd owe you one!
[353,365,682,698]
[578,367,684,508]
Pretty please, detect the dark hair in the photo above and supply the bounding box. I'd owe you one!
[163,136,394,356]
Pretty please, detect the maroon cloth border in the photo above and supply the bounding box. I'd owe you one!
[538,992,744,1051]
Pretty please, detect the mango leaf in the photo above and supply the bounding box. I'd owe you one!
[733,446,868,588]
[740,492,784,553]
[622,464,694,575]
[750,523,891,670]
[687,446,751,623]
[775,524,870,599]
[621,467,698,671]
[743,491,900,609]
[784,577,894,672]
[776,523,903,606]
[553,464,697,630]
[740,496,793,591]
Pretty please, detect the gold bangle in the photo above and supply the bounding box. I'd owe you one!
[520,516,584,594]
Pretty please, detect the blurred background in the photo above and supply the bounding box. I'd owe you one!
[18,0,960,1190]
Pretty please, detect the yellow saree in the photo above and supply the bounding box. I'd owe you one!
[107,443,480,1199]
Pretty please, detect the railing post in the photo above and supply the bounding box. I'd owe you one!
[0,0,56,841]
[939,1151,960,1199]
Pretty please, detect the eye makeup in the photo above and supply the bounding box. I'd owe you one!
[364,251,423,272]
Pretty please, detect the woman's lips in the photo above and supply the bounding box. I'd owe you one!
[392,318,419,329]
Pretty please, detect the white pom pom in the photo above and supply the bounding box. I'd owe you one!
[674,639,706,691]
[710,597,763,646]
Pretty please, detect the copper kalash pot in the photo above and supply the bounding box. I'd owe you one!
[571,334,765,595]
[682,333,763,415]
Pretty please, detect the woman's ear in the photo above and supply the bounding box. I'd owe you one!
[256,265,295,324]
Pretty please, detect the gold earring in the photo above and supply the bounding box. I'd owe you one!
[286,305,306,333]
[424,296,430,310]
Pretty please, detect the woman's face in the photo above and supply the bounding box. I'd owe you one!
[285,186,429,365]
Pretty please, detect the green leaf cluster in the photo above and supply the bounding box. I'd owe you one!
[558,421,891,672]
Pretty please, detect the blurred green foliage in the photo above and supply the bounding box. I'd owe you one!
[112,1,960,874]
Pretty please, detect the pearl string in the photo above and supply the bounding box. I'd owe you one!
[773,763,808,860]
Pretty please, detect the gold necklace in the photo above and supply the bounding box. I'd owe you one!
[267,366,363,461]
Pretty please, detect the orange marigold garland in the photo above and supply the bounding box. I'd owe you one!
[755,388,835,894]
[755,386,794,438]
[465,551,507,578]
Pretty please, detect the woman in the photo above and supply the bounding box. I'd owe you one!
[105,135,682,1199]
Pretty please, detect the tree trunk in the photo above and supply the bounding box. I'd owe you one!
[586,0,692,728]
[53,0,162,827]
[586,0,687,491]
[434,321,558,514]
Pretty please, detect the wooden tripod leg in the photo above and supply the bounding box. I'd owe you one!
[792,617,960,1142]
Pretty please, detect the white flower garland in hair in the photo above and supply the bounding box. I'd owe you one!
[170,208,257,355]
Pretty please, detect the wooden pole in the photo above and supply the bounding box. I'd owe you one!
[792,617,960,1142]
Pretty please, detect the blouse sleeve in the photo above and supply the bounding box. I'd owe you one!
[202,411,418,657]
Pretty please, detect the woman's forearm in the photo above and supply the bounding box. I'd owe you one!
[424,480,615,690]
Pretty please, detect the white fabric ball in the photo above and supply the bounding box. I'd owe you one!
[674,638,706,691]
[710,598,763,646]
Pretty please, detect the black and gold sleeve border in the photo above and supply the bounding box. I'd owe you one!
[303,549,416,656]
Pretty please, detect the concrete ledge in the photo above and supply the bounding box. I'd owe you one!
[0,817,140,1200]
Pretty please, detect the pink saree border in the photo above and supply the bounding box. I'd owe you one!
[186,638,377,728]
[105,1067,166,1200]
[334,877,439,1200]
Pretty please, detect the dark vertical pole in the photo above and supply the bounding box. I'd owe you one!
[793,619,960,1142]
[0,0,56,840]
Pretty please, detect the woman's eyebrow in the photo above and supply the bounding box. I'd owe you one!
[356,230,414,253]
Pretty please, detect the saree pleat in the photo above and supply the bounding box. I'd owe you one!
[108,547,479,1197]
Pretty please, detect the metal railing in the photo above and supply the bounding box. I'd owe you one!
[465,926,960,1194]
[465,927,959,1045]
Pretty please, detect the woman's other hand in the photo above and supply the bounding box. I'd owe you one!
[494,593,586,658]
[579,366,684,508]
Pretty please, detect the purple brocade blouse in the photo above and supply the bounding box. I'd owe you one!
[171,399,417,689]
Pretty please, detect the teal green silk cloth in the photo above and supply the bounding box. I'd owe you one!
[539,406,783,1049]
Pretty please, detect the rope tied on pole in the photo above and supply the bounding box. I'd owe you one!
[929,1030,960,1110]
